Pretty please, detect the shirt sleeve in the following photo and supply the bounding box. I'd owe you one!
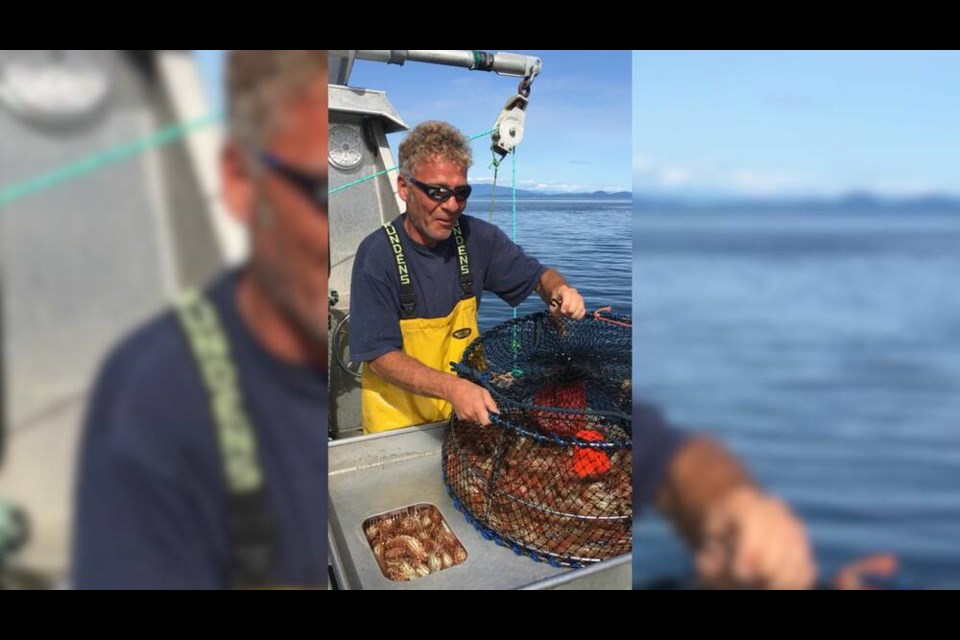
[349,239,404,363]
[480,222,547,308]
[71,338,224,589]
[633,401,691,512]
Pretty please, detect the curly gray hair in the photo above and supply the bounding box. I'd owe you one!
[227,50,327,152]
[398,121,473,177]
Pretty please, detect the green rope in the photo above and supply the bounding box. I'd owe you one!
[0,121,494,206]
[511,148,517,268]
[509,147,522,378]
[329,166,394,195]
[487,151,502,223]
[330,127,496,196]
[0,112,224,207]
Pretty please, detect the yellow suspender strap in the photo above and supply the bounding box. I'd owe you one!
[175,288,276,588]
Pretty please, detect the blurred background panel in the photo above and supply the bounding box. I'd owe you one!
[634,50,960,587]
[0,50,238,582]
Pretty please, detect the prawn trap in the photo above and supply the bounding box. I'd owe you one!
[444,310,632,568]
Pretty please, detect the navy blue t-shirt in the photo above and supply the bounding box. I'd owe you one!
[634,401,690,510]
[72,270,328,589]
[350,213,546,363]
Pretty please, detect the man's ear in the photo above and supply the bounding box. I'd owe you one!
[221,142,255,225]
[397,173,410,204]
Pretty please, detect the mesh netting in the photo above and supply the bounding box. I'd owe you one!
[443,310,632,568]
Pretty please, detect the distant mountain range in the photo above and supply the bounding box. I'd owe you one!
[470,184,630,199]
[635,192,960,214]
[468,187,960,210]
[465,187,960,211]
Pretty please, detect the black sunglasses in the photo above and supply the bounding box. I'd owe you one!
[406,175,472,203]
[258,151,328,212]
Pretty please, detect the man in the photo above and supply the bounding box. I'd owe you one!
[350,121,586,433]
[636,402,818,589]
[72,51,329,588]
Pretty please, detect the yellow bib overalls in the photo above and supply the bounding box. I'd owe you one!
[361,220,479,434]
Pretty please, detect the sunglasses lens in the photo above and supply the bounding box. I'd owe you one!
[411,177,470,202]
[431,187,471,202]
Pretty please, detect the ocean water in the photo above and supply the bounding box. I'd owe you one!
[475,198,633,330]
[633,211,960,588]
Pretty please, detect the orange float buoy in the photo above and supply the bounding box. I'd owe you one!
[572,429,611,478]
[533,380,587,437]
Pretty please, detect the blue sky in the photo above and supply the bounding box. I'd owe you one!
[195,50,632,193]
[195,50,226,113]
[634,51,960,200]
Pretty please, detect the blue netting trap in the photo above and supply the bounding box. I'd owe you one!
[443,310,633,567]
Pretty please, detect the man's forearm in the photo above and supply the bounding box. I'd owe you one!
[368,350,500,425]
[368,350,460,402]
[655,436,756,546]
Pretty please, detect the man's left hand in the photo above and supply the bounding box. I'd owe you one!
[550,285,586,320]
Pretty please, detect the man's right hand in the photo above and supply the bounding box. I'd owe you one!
[449,378,500,425]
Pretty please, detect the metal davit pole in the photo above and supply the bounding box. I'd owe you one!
[330,50,541,79]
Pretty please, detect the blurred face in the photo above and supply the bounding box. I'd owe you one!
[398,157,468,247]
[224,76,329,356]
